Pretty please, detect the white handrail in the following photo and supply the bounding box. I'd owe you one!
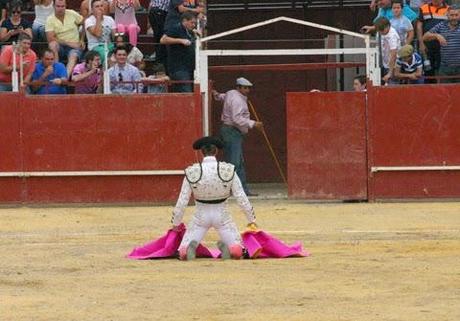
[371,166,460,173]
[0,170,185,178]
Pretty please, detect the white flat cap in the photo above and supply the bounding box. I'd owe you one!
[236,77,253,87]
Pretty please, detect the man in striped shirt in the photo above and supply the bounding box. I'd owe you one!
[394,44,424,84]
[148,0,170,66]
[423,5,460,83]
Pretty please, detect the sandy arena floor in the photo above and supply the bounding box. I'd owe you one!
[1,200,459,321]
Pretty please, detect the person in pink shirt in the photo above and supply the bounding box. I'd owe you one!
[0,33,36,91]
[72,50,102,94]
[71,50,102,94]
[110,0,141,47]
[212,77,264,197]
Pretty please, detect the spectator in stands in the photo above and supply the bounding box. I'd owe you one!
[145,63,169,93]
[161,11,197,92]
[416,0,449,79]
[32,0,54,44]
[353,75,367,91]
[164,0,204,33]
[423,5,460,83]
[394,44,424,83]
[0,2,33,44]
[0,34,36,91]
[148,0,170,66]
[109,32,144,71]
[408,0,432,12]
[30,48,68,94]
[45,0,84,78]
[371,0,431,12]
[80,0,110,20]
[362,0,418,33]
[0,0,7,26]
[85,0,116,65]
[71,50,102,94]
[110,0,141,47]
[183,0,206,32]
[375,17,401,84]
[391,0,415,45]
[108,45,142,93]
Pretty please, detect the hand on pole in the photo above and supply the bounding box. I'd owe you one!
[254,121,264,132]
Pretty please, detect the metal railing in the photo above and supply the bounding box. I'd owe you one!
[207,0,370,11]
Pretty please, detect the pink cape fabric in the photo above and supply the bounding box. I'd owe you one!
[127,224,310,260]
[241,230,310,258]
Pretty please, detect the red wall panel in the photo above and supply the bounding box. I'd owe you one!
[0,94,23,202]
[22,94,201,171]
[286,91,367,200]
[0,92,201,204]
[368,84,460,199]
[24,176,183,203]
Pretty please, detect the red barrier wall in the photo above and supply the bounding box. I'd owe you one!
[0,93,23,202]
[367,84,460,199]
[286,91,368,200]
[0,92,201,204]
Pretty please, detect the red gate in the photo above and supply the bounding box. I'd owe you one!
[286,91,368,200]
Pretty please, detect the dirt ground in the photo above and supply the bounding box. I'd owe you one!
[1,200,459,321]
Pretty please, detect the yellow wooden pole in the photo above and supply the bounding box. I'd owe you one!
[248,100,287,186]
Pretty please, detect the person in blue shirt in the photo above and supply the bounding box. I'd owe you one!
[374,0,418,22]
[362,0,418,33]
[394,44,424,84]
[30,49,68,95]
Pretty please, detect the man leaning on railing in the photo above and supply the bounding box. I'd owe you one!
[108,45,142,94]
[0,34,36,92]
[29,48,68,94]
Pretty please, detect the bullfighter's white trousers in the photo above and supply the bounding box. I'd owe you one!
[179,201,242,249]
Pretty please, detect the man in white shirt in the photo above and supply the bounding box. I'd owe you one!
[375,16,401,84]
[171,136,258,261]
[85,0,116,65]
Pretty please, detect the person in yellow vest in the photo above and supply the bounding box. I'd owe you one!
[416,0,449,78]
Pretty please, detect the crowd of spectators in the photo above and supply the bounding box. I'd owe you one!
[363,0,460,84]
[1,0,459,94]
[0,0,206,94]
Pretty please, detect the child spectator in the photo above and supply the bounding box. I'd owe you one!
[71,50,102,94]
[353,75,367,92]
[394,44,424,84]
[145,63,169,93]
[110,0,141,47]
[375,17,401,84]
[0,1,33,44]
[30,48,68,94]
[32,0,54,43]
[390,0,414,45]
[0,33,36,91]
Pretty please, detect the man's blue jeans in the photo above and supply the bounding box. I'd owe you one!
[170,70,193,93]
[220,125,249,194]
